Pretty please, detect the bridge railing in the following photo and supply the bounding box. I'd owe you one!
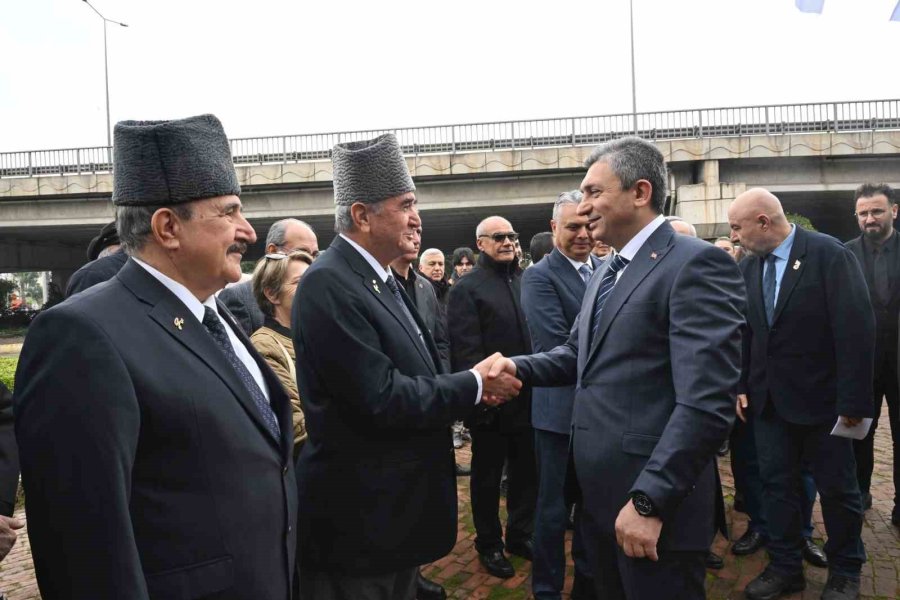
[2,99,899,179]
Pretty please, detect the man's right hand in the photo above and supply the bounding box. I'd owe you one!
[736,394,749,423]
[0,515,23,561]
[474,353,522,405]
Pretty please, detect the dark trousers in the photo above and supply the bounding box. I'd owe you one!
[731,416,818,538]
[581,511,705,600]
[533,428,592,599]
[470,426,537,554]
[298,566,417,600]
[853,345,899,504]
[754,406,865,578]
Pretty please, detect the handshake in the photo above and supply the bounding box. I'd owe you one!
[472,353,520,406]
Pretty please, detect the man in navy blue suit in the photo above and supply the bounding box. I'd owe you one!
[521,190,600,600]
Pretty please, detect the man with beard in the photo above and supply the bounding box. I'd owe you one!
[15,115,298,599]
[845,183,900,524]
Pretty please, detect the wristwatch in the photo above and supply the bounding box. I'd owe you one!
[631,491,658,517]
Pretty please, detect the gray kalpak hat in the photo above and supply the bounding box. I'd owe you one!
[331,133,415,206]
[112,114,241,206]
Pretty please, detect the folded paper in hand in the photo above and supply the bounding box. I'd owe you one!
[830,417,873,440]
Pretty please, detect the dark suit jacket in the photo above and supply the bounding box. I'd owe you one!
[219,280,266,336]
[0,381,18,518]
[513,221,745,551]
[521,249,602,434]
[845,233,900,358]
[65,250,128,298]
[412,271,451,372]
[740,227,875,425]
[14,259,297,599]
[293,235,478,575]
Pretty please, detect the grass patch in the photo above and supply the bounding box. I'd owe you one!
[0,356,16,391]
[441,571,468,591]
[486,586,528,599]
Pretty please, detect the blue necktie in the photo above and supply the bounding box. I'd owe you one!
[202,306,281,440]
[762,254,777,327]
[578,264,592,284]
[385,275,429,354]
[591,254,630,341]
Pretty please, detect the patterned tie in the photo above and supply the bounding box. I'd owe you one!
[762,254,777,327]
[202,306,281,440]
[385,275,428,353]
[578,264,592,284]
[591,254,630,341]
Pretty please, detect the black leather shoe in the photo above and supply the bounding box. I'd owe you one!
[861,492,872,511]
[821,573,860,600]
[505,538,533,561]
[416,571,447,600]
[705,551,724,570]
[571,572,597,600]
[802,537,828,568]
[732,529,766,555]
[478,550,514,578]
[455,463,471,476]
[744,568,805,600]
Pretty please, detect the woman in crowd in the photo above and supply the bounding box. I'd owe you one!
[250,250,314,458]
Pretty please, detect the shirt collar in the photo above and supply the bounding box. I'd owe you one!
[562,252,592,274]
[618,214,666,262]
[132,256,217,323]
[771,224,796,262]
[340,234,392,282]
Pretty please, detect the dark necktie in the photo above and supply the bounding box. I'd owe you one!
[591,253,630,341]
[385,275,428,353]
[762,254,777,327]
[202,306,281,440]
[578,264,592,284]
[873,246,890,306]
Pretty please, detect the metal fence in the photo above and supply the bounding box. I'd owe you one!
[2,99,899,179]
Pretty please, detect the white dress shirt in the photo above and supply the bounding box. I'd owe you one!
[132,257,270,402]
[615,214,667,281]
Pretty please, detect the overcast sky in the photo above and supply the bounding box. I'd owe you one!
[1,0,899,153]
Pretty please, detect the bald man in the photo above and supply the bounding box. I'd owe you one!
[728,188,874,600]
[665,215,697,237]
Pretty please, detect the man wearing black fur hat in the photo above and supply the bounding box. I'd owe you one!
[293,133,522,600]
[15,114,298,599]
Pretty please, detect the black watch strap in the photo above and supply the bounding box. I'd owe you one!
[631,492,658,517]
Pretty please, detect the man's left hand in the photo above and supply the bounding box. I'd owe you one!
[615,500,663,561]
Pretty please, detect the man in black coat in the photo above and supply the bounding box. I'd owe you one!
[845,183,900,524]
[65,221,128,298]
[293,134,520,600]
[448,216,536,580]
[14,115,298,600]
[729,188,874,600]
[0,380,22,584]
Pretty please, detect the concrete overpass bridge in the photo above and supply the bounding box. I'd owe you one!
[2,99,899,283]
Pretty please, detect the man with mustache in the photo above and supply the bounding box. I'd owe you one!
[15,115,298,599]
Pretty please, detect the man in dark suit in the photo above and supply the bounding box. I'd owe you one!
[219,218,319,335]
[292,133,520,600]
[0,379,22,599]
[65,221,128,297]
[487,136,745,599]
[845,183,900,524]
[521,190,600,600]
[14,115,298,599]
[729,188,874,600]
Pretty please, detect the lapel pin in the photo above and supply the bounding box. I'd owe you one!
[372,279,381,294]
[793,259,801,271]
[650,251,658,260]
[173,317,184,331]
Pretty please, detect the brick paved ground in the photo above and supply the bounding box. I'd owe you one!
[0,404,897,599]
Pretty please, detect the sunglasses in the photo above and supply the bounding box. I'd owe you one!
[479,232,519,243]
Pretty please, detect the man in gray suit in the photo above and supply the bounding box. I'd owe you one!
[487,137,745,599]
[220,218,319,334]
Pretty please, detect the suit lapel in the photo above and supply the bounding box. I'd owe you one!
[577,259,606,376]
[771,227,809,326]
[550,249,588,300]
[745,256,767,329]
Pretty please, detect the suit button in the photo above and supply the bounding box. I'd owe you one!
[282,466,289,475]
[287,525,292,534]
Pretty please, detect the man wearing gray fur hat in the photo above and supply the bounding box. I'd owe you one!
[15,114,298,600]
[292,133,522,600]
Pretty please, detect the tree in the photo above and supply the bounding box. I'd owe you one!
[785,212,817,232]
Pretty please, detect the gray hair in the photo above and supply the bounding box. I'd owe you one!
[552,190,583,221]
[334,201,384,234]
[266,218,313,249]
[117,203,193,254]
[584,136,668,214]
[665,215,697,237]
[420,248,444,260]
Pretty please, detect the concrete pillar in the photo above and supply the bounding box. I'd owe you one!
[674,160,745,239]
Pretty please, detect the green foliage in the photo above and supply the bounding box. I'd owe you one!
[0,280,15,310]
[0,357,17,392]
[785,212,817,232]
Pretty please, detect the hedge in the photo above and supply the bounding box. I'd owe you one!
[0,357,16,392]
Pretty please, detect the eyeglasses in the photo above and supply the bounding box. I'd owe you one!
[855,209,890,219]
[479,232,519,243]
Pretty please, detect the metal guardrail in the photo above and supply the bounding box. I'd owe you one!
[2,99,899,179]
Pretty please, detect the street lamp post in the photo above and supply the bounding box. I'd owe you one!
[82,0,128,149]
[629,0,638,134]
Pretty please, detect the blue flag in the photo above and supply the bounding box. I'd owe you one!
[796,0,825,13]
[892,0,900,21]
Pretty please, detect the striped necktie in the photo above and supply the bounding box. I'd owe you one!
[591,254,630,341]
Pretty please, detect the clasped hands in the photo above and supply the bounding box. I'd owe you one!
[472,353,520,406]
